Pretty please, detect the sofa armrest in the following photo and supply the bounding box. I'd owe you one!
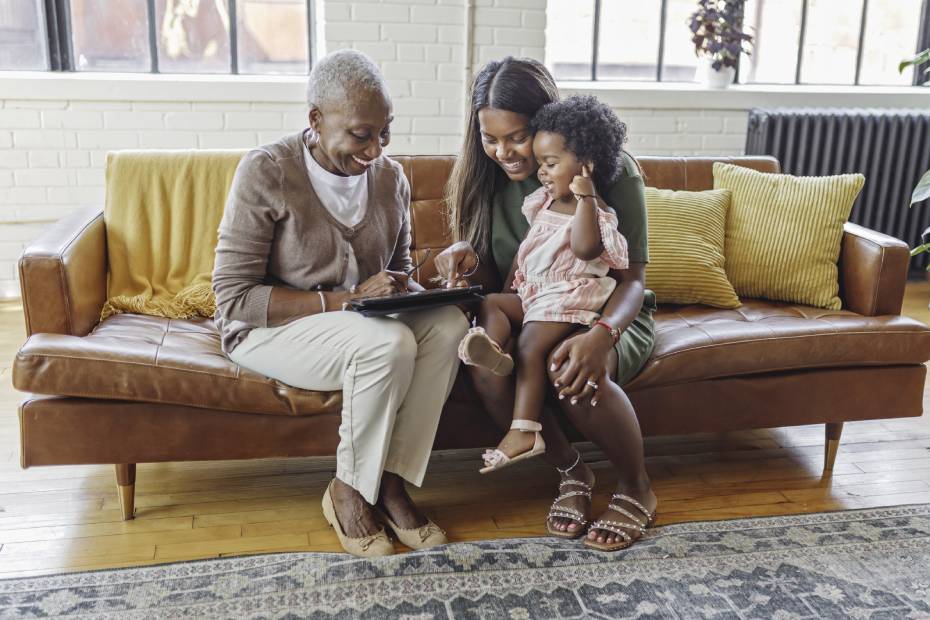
[838,222,910,317]
[19,207,107,337]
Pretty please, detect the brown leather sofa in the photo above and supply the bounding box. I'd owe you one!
[14,155,930,521]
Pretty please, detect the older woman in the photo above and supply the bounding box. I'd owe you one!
[435,57,658,552]
[212,50,468,558]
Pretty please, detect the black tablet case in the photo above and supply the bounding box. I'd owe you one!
[347,285,484,317]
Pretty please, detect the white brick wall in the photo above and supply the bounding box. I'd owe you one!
[325,0,472,155]
[607,108,749,157]
[0,0,926,300]
[471,0,546,68]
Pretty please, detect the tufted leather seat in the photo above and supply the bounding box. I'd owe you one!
[15,314,341,416]
[628,300,930,390]
[16,297,930,415]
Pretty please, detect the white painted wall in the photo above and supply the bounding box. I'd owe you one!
[0,0,927,299]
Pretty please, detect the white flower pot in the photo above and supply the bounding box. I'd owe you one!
[694,57,736,89]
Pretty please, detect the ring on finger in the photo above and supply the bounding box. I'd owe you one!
[586,379,599,390]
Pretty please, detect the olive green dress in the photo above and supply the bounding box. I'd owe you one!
[489,152,657,386]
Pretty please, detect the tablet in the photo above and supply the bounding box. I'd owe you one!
[347,285,484,317]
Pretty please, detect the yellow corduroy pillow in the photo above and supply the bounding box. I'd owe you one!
[644,186,740,308]
[713,162,864,310]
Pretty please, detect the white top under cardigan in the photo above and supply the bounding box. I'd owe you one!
[302,139,368,291]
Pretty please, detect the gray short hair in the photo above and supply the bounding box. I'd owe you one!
[306,49,389,110]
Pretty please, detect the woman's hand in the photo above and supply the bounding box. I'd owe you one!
[569,164,596,202]
[353,270,409,299]
[434,241,478,288]
[549,327,615,407]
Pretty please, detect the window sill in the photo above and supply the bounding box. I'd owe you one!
[560,81,930,110]
[3,71,307,102]
[2,71,928,110]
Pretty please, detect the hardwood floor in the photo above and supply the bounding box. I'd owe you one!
[1,282,929,577]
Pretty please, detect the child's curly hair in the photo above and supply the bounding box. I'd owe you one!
[530,95,628,192]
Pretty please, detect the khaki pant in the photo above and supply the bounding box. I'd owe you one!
[229,305,469,504]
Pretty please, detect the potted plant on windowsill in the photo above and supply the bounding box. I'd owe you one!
[690,0,754,89]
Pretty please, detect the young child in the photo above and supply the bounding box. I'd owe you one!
[458,95,630,473]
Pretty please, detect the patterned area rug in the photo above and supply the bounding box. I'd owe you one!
[3,504,930,619]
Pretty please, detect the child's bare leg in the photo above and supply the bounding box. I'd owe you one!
[477,293,523,347]
[461,294,523,374]
[493,321,580,459]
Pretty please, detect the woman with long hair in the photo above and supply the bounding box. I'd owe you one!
[435,57,657,551]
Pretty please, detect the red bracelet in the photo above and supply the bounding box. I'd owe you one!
[593,320,620,344]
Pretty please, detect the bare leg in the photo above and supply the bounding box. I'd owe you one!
[477,293,523,348]
[377,471,426,529]
[548,350,657,546]
[493,321,581,459]
[466,340,593,535]
[329,478,384,539]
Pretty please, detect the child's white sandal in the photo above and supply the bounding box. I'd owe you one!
[458,327,514,376]
[480,419,546,474]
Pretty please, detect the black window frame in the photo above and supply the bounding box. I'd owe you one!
[569,0,930,86]
[41,0,316,74]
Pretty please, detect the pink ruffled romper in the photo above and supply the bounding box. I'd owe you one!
[512,187,630,325]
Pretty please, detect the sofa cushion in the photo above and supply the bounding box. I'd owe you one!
[625,299,930,391]
[13,313,340,416]
[713,162,865,310]
[644,186,740,308]
[16,301,930,415]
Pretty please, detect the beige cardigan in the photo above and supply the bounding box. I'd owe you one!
[212,131,412,353]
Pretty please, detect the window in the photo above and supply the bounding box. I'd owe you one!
[237,0,309,75]
[597,1,661,81]
[70,0,150,72]
[0,0,313,74]
[546,0,930,86]
[0,0,49,70]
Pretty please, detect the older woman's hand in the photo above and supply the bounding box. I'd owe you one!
[434,241,478,288]
[353,271,408,298]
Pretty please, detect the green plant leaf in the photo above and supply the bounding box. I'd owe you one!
[911,169,930,205]
[911,243,930,256]
[899,48,930,73]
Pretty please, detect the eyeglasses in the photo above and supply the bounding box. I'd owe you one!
[404,248,432,276]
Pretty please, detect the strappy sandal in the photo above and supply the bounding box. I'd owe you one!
[480,419,546,474]
[547,451,594,540]
[583,492,657,552]
[458,326,514,376]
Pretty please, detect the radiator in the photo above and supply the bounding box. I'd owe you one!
[745,108,930,272]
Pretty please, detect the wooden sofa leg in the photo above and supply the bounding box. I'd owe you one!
[115,464,136,521]
[824,423,843,473]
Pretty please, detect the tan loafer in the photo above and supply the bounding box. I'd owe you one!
[373,505,448,550]
[321,480,394,557]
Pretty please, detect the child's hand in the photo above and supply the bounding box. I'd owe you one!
[570,164,596,202]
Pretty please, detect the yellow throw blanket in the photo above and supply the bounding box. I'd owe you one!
[101,150,246,320]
